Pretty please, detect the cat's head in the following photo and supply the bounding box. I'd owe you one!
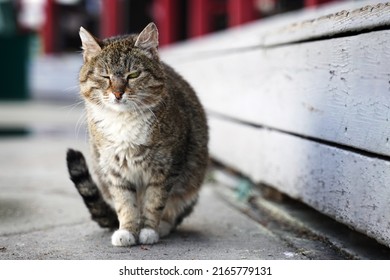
[79,23,165,113]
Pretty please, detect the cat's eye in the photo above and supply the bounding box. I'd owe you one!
[101,75,110,79]
[127,71,141,80]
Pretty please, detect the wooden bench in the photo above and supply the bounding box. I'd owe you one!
[162,0,390,247]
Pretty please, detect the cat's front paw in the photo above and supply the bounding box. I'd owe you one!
[111,229,136,246]
[139,228,159,244]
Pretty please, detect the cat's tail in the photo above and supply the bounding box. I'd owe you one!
[66,149,119,229]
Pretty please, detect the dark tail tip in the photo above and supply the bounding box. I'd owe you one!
[66,148,84,165]
[66,148,89,184]
[66,148,88,172]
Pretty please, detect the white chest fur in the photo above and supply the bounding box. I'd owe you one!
[87,104,153,187]
[88,105,152,147]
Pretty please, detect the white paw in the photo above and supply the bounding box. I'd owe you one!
[158,221,173,237]
[139,228,159,244]
[111,229,136,247]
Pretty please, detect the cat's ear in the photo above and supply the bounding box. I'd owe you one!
[79,27,102,62]
[134,22,159,58]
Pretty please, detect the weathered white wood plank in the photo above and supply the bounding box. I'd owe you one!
[164,30,390,157]
[209,116,390,247]
[263,1,390,46]
[161,0,390,62]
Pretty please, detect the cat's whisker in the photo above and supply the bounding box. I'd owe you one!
[128,96,159,123]
[59,100,84,112]
[61,85,80,98]
[130,100,153,127]
[64,85,80,92]
[141,103,159,125]
[58,99,83,108]
[138,101,158,125]
[75,110,87,140]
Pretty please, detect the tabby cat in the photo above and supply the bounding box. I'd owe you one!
[66,23,208,246]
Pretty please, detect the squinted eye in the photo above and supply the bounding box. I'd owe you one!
[127,71,140,80]
[101,75,110,79]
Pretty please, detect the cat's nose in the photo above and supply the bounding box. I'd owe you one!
[113,91,124,100]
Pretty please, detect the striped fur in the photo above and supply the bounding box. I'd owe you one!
[66,149,119,228]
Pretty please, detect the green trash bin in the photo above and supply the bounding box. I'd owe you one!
[0,34,30,100]
[0,0,30,100]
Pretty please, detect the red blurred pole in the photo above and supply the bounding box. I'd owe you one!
[188,0,211,38]
[228,0,257,27]
[101,0,123,38]
[153,0,179,46]
[305,0,334,8]
[41,0,56,54]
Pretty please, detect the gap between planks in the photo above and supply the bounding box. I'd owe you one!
[208,110,390,163]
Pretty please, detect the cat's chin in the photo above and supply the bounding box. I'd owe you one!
[105,101,131,113]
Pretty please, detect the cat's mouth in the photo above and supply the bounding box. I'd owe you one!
[104,94,151,113]
[107,93,127,105]
[109,100,126,108]
[103,96,129,112]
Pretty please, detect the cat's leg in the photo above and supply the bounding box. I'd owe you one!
[157,199,179,238]
[109,184,139,246]
[158,219,174,237]
[139,181,169,245]
[159,189,199,237]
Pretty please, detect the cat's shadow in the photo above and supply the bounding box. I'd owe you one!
[166,227,206,241]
